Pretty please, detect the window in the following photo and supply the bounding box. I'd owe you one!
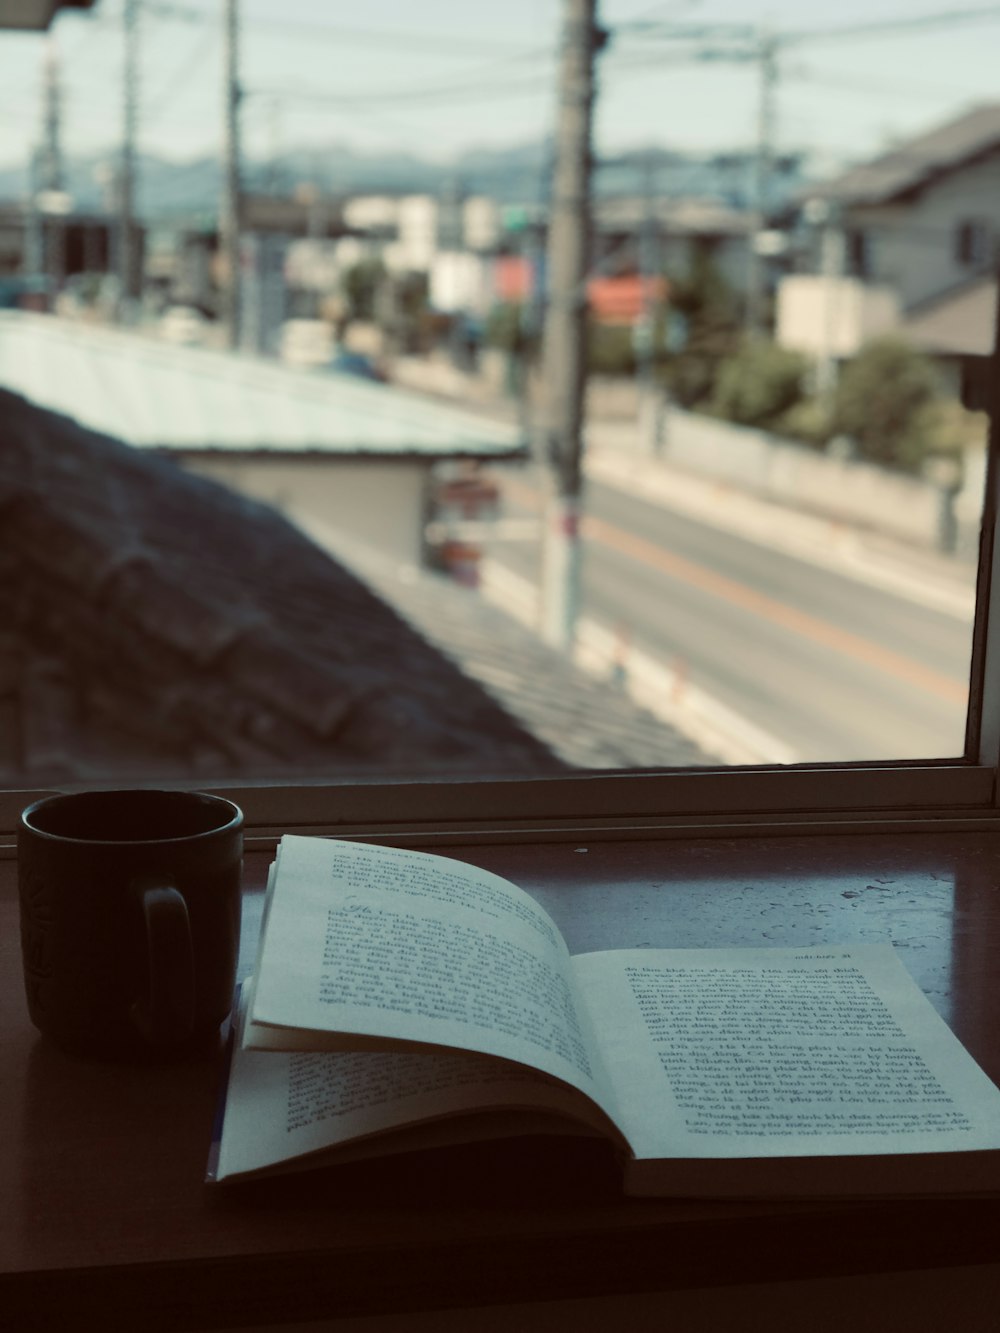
[955,220,992,269]
[2,2,1000,850]
[845,229,871,280]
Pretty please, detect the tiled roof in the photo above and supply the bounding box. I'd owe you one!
[0,388,560,784]
[815,103,1000,207]
[0,312,525,459]
[308,531,720,772]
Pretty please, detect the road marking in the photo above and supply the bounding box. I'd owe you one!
[499,475,968,707]
[586,450,976,621]
[481,559,796,766]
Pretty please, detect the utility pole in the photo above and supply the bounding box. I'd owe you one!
[538,0,600,651]
[23,149,44,280]
[516,213,544,436]
[24,41,58,286]
[636,150,665,453]
[119,0,140,320]
[221,0,243,349]
[745,29,777,335]
[39,39,66,300]
[265,95,283,195]
[812,198,845,400]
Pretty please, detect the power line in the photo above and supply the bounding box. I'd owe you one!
[142,22,219,126]
[776,4,1000,45]
[610,4,1000,47]
[245,35,559,111]
[144,2,540,57]
[787,66,998,100]
[249,70,557,112]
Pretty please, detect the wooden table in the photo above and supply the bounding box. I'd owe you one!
[4,830,1000,1330]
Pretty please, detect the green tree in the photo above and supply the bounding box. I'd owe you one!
[486,304,637,374]
[341,259,385,323]
[831,337,944,472]
[710,337,809,429]
[485,302,526,353]
[587,321,636,376]
[658,249,742,408]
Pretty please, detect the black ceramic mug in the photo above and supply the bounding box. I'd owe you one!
[18,789,243,1060]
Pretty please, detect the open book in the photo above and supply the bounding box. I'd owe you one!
[210,836,1000,1195]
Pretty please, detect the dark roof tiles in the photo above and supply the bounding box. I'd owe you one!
[2,381,719,783]
[1,387,561,783]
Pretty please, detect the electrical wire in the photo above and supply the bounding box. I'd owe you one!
[144,1,540,57]
[142,23,219,127]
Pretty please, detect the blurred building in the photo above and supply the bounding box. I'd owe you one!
[0,310,526,568]
[0,202,117,309]
[780,103,1000,406]
[0,0,95,29]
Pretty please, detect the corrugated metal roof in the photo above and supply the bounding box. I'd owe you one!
[0,311,524,459]
[815,103,1000,207]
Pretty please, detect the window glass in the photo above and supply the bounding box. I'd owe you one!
[0,1,996,808]
[955,221,991,269]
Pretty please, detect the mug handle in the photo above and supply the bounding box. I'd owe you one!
[130,881,196,1045]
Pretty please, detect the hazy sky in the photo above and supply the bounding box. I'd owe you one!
[1,0,999,176]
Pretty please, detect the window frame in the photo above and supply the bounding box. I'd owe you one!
[3,417,998,853]
[3,459,997,856]
[954,219,992,269]
[3,297,998,860]
[845,228,871,279]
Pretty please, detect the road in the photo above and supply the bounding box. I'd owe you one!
[483,465,975,765]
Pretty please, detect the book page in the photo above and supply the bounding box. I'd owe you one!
[573,944,1000,1161]
[212,989,622,1182]
[247,837,620,1117]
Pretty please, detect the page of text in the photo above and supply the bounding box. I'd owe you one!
[214,989,619,1181]
[248,837,619,1115]
[573,944,1000,1160]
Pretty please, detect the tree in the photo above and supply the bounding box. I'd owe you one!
[658,248,742,409]
[587,320,636,376]
[831,337,944,473]
[711,337,809,429]
[485,302,526,353]
[341,259,385,323]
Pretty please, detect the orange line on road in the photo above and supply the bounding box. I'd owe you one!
[501,475,967,705]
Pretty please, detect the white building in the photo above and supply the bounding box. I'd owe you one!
[0,312,526,567]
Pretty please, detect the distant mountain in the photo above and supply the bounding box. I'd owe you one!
[0,139,810,219]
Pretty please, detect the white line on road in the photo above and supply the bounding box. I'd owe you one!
[586,449,976,623]
[480,558,797,768]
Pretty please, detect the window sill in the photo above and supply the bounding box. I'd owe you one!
[4,826,1000,1327]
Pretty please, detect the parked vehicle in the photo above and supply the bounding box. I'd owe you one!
[326,349,387,383]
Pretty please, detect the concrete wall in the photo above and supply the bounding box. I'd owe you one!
[380,354,982,557]
[178,455,431,565]
[657,410,957,552]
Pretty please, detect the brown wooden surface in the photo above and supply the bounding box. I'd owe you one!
[4,830,1000,1329]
